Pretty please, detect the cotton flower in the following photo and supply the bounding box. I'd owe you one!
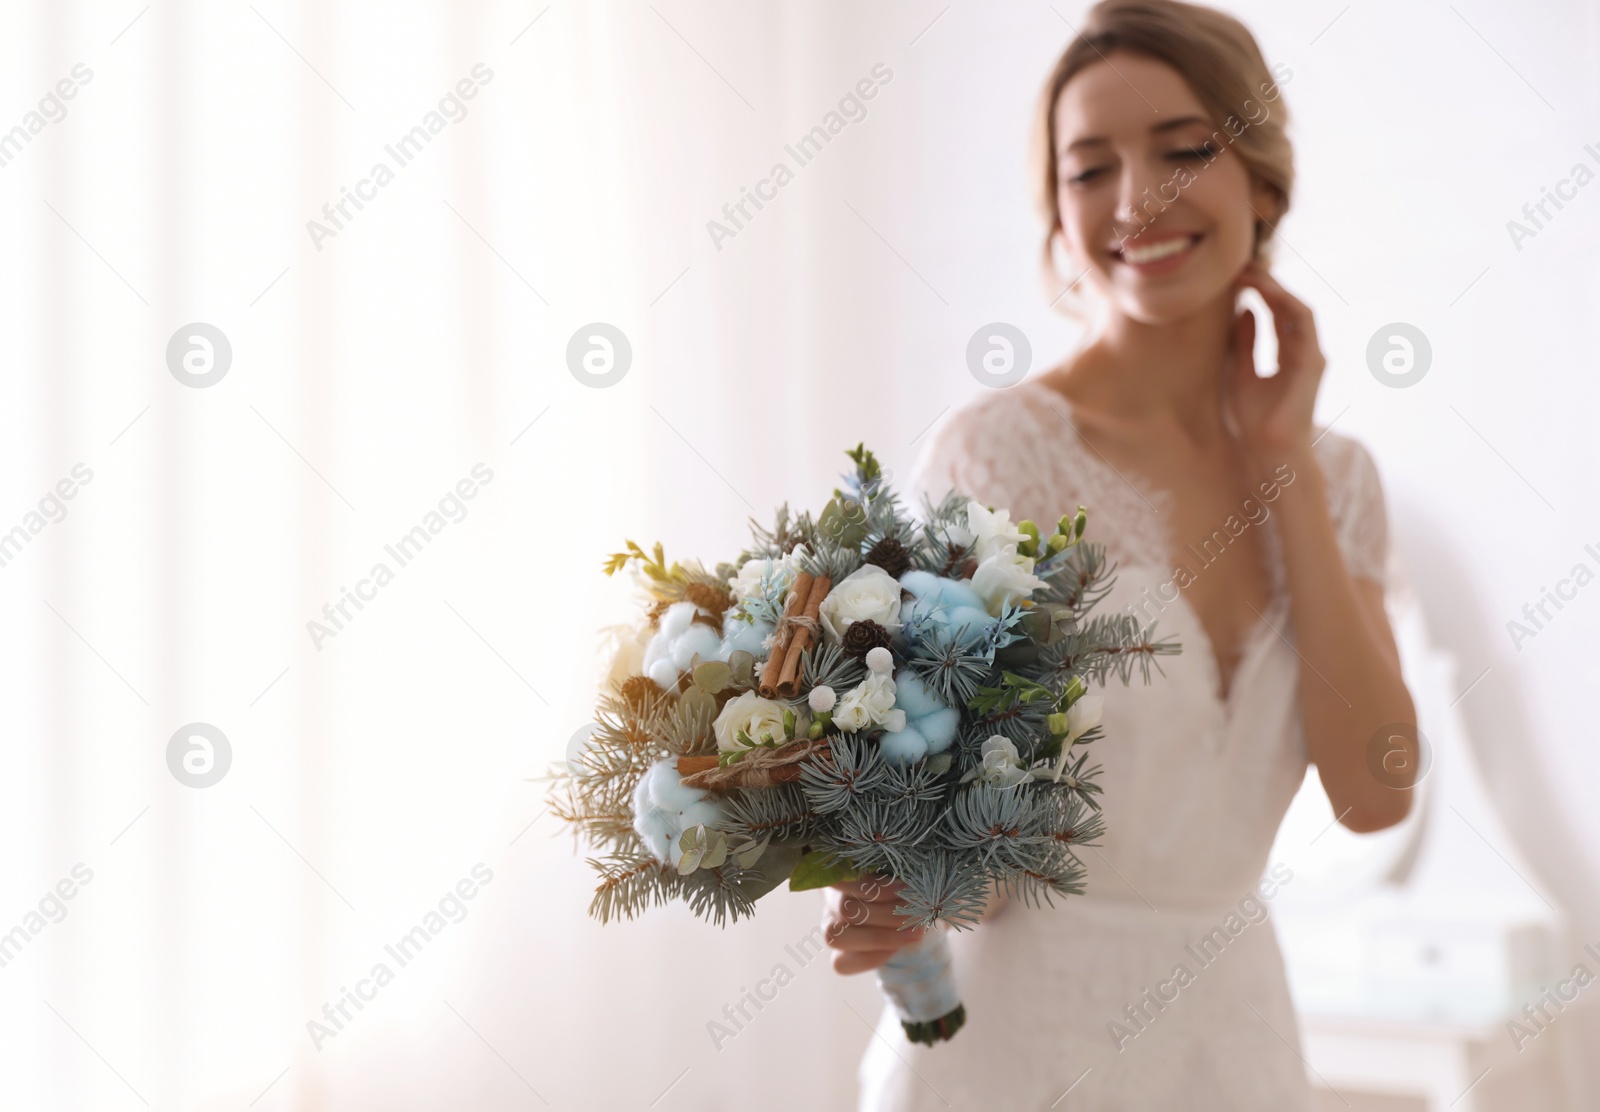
[832,673,898,733]
[713,690,797,753]
[632,758,725,867]
[877,671,959,765]
[641,600,724,688]
[961,734,1029,788]
[818,563,903,643]
[899,569,995,647]
[969,546,1049,617]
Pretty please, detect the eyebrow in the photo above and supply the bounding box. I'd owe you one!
[1059,115,1213,156]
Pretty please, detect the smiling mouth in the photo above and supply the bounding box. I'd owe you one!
[1110,233,1203,267]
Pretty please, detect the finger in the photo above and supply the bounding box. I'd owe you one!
[835,897,919,929]
[1233,308,1257,384]
[1239,267,1314,338]
[823,922,926,952]
[832,877,904,899]
[832,948,899,975]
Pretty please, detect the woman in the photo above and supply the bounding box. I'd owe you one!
[825,1,1419,1108]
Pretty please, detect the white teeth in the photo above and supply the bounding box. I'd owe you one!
[1118,236,1195,265]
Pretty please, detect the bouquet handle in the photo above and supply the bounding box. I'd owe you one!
[875,926,966,1045]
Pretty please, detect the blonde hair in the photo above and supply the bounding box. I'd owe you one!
[1030,0,1294,317]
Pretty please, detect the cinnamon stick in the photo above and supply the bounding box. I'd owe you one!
[775,574,830,698]
[758,570,814,699]
[676,755,719,776]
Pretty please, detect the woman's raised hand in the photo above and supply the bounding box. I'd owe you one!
[1227,261,1326,463]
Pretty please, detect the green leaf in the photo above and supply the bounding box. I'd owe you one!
[788,850,863,891]
[924,753,953,776]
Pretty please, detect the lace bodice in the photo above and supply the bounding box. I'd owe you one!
[859,377,1397,1110]
[905,377,1392,591]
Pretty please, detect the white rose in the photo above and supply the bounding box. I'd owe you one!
[712,690,794,753]
[965,502,1029,564]
[832,673,897,733]
[969,546,1049,616]
[818,563,904,643]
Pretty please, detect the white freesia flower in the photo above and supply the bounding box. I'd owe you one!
[969,546,1049,616]
[818,563,904,643]
[962,734,1029,788]
[832,673,897,733]
[1044,696,1104,781]
[713,690,795,753]
[965,502,1030,564]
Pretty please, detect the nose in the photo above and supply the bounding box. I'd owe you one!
[1112,153,1167,236]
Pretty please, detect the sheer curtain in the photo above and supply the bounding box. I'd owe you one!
[3,2,1597,1110]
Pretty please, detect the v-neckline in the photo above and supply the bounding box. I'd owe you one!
[1016,377,1287,714]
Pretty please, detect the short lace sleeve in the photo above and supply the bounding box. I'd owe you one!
[903,393,1023,516]
[1312,431,1391,587]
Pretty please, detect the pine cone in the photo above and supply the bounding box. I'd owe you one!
[841,618,893,658]
[864,536,911,580]
[685,580,734,619]
[620,674,665,709]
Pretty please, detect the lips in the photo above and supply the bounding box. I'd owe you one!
[1109,232,1203,267]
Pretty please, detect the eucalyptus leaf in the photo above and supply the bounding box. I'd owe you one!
[679,686,716,721]
[727,649,756,686]
[700,832,729,870]
[924,753,953,776]
[734,833,773,869]
[693,660,732,693]
[743,843,803,899]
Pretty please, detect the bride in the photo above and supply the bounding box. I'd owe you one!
[825,1,1419,1108]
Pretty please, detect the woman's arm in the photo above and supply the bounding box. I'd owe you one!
[1228,262,1418,833]
[1264,444,1416,832]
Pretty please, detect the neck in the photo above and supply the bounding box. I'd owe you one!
[1075,288,1238,443]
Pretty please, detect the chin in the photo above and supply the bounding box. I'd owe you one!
[1106,278,1230,324]
[1084,236,1250,324]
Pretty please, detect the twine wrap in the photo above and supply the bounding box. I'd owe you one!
[763,613,819,655]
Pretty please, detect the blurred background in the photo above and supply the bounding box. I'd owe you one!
[1,1,1598,1109]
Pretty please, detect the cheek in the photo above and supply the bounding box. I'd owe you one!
[1186,163,1259,255]
[1056,188,1109,263]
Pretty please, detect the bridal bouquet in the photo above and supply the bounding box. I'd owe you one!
[550,445,1176,1044]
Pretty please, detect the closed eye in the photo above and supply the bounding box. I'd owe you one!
[1169,143,1218,160]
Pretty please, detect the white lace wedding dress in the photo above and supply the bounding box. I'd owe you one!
[858,377,1393,1111]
